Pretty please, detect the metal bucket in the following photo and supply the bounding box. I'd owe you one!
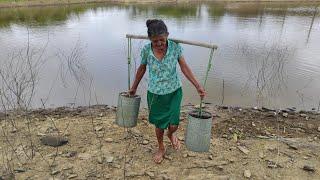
[115,92,141,128]
[185,110,213,152]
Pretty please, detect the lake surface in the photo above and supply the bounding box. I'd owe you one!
[0,2,319,110]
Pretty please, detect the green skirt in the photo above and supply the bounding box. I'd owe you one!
[147,87,183,129]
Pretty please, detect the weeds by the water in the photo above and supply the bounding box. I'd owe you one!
[238,42,295,107]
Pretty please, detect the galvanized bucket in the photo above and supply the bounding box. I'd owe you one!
[115,92,141,128]
[185,110,213,152]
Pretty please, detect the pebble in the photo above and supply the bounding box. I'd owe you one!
[105,138,114,143]
[40,135,68,147]
[318,127,320,132]
[14,168,26,173]
[187,152,197,157]
[145,171,155,178]
[282,113,288,118]
[68,174,78,179]
[216,166,224,171]
[178,136,184,141]
[259,152,265,159]
[183,153,188,158]
[94,126,103,131]
[300,114,308,118]
[78,153,91,160]
[158,174,171,180]
[244,170,251,178]
[142,140,149,145]
[50,170,60,175]
[97,156,105,164]
[11,128,17,133]
[106,156,114,163]
[208,155,213,160]
[303,165,315,172]
[237,146,250,155]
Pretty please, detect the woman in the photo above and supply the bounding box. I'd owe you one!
[129,19,206,163]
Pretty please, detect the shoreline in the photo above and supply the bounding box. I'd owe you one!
[1,0,320,9]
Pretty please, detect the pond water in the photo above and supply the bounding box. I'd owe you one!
[0,2,319,110]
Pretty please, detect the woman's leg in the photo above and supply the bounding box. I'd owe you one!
[154,127,166,163]
[167,125,181,150]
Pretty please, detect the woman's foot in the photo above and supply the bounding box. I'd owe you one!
[168,134,181,150]
[153,147,166,164]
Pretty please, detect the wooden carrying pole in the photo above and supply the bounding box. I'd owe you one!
[126,34,218,50]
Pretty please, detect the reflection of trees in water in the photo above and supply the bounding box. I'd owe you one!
[1,2,319,28]
[127,4,199,20]
[238,42,295,107]
[0,4,93,28]
[206,3,226,23]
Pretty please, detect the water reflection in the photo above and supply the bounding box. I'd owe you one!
[0,2,320,110]
[0,4,92,28]
[1,2,319,27]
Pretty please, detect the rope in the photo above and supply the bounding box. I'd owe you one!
[199,48,215,116]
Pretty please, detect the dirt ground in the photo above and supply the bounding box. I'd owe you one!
[0,104,319,179]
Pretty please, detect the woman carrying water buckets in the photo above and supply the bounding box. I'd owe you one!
[128,19,206,164]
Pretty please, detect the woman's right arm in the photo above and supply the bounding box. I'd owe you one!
[128,64,147,95]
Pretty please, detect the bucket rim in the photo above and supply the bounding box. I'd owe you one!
[119,92,141,98]
[188,110,212,119]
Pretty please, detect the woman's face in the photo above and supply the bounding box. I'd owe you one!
[150,34,168,51]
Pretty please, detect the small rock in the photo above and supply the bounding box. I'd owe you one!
[237,146,250,155]
[244,170,251,178]
[287,143,298,150]
[228,158,235,163]
[222,134,228,138]
[68,174,78,179]
[40,135,68,147]
[303,165,315,172]
[37,132,46,137]
[51,170,60,175]
[208,155,213,160]
[282,113,288,118]
[145,171,155,178]
[183,153,188,158]
[131,129,141,135]
[142,140,149,145]
[105,138,114,143]
[63,151,77,158]
[216,166,224,171]
[14,168,26,173]
[178,136,184,141]
[318,127,320,132]
[106,156,114,163]
[159,174,171,180]
[267,160,282,168]
[97,156,105,164]
[95,126,103,131]
[187,152,196,157]
[78,153,91,160]
[300,114,308,117]
[11,128,17,133]
[251,122,256,127]
[259,152,265,159]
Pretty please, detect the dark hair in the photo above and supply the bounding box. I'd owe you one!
[146,19,168,37]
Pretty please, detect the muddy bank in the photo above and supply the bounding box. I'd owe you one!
[1,0,320,8]
[0,104,319,179]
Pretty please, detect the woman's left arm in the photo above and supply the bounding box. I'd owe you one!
[178,56,206,99]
